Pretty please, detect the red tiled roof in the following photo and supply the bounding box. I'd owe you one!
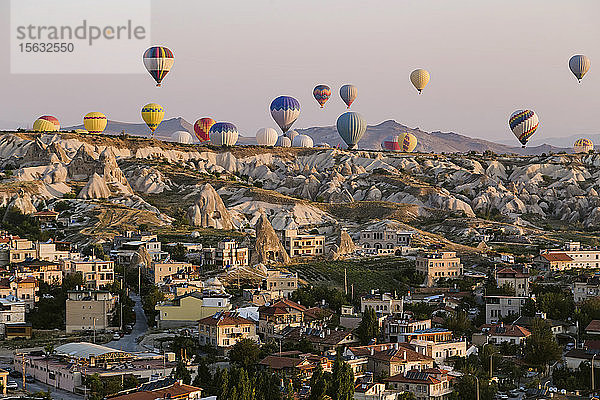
[349,344,433,363]
[32,210,59,217]
[258,299,306,316]
[496,267,529,278]
[480,324,531,337]
[586,320,600,333]
[540,253,573,262]
[109,383,202,400]
[198,312,254,326]
[258,355,312,370]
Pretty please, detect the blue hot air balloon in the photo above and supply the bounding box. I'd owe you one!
[336,112,366,150]
[210,122,238,146]
[270,96,300,133]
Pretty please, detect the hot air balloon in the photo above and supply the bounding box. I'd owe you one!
[410,69,430,94]
[382,134,416,152]
[210,122,238,146]
[256,128,278,146]
[285,130,299,142]
[569,55,591,83]
[340,84,358,108]
[194,118,215,142]
[313,85,331,108]
[276,136,292,147]
[336,112,366,150]
[33,115,60,132]
[172,131,193,144]
[143,46,174,87]
[141,103,165,135]
[270,96,300,133]
[83,112,107,134]
[574,138,594,153]
[292,134,314,148]
[509,110,539,148]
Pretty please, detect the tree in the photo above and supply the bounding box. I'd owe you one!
[446,311,472,336]
[173,360,192,384]
[254,370,282,400]
[396,393,416,400]
[193,358,213,390]
[524,318,561,368]
[309,364,329,400]
[328,354,354,400]
[171,243,187,262]
[229,338,261,371]
[171,335,197,360]
[450,375,497,400]
[357,307,379,345]
[215,368,230,400]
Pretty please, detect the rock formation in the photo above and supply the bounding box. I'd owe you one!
[68,144,98,179]
[78,173,111,199]
[95,148,133,193]
[330,228,357,260]
[186,183,234,229]
[251,210,290,264]
[5,191,37,215]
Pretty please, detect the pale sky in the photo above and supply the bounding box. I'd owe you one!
[1,0,599,142]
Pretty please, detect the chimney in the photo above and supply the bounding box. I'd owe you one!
[403,351,407,360]
[370,348,374,356]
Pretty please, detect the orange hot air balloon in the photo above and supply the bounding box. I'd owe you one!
[194,118,216,142]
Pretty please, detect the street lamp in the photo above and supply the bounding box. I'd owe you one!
[482,342,493,379]
[467,374,480,400]
[593,353,597,394]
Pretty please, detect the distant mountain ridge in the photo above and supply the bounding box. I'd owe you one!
[65,117,570,155]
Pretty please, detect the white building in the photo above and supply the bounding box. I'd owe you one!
[360,229,412,250]
[485,295,528,324]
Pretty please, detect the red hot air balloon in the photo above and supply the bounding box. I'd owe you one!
[194,118,216,142]
[313,85,331,108]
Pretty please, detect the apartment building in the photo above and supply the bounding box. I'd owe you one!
[282,229,325,257]
[573,275,600,303]
[14,259,63,285]
[386,368,454,400]
[201,239,249,268]
[495,266,530,297]
[61,258,114,289]
[360,228,412,250]
[345,343,434,378]
[6,239,78,265]
[198,311,258,349]
[0,277,38,310]
[415,252,462,287]
[263,269,298,299]
[146,260,193,284]
[0,297,27,338]
[485,295,528,324]
[112,231,167,264]
[155,292,231,328]
[65,290,117,333]
[400,329,467,364]
[538,242,600,271]
[361,291,404,315]
[475,323,531,346]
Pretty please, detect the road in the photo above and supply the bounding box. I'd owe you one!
[13,378,83,400]
[105,293,148,353]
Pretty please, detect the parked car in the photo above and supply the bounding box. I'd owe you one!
[25,374,35,383]
[6,380,18,390]
[112,333,120,340]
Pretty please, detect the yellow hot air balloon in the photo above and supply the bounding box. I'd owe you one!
[32,115,60,132]
[83,112,108,135]
[141,103,165,135]
[410,69,430,94]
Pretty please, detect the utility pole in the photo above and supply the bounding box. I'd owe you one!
[593,353,597,393]
[21,353,26,390]
[93,318,96,343]
[138,265,141,295]
[344,268,347,295]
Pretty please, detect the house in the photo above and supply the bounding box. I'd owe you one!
[258,299,307,340]
[263,269,298,299]
[111,231,168,264]
[398,329,467,365]
[473,323,531,346]
[484,295,528,324]
[108,381,203,400]
[282,229,325,257]
[0,297,27,339]
[0,369,7,394]
[282,326,359,353]
[156,292,231,328]
[32,210,59,226]
[61,258,115,289]
[353,382,397,400]
[65,290,117,333]
[415,252,463,287]
[361,291,403,315]
[572,275,600,303]
[201,239,249,268]
[14,259,63,285]
[0,276,39,310]
[385,368,454,400]
[540,241,600,270]
[382,316,432,343]
[535,253,573,271]
[359,228,412,251]
[495,266,530,297]
[198,311,258,350]
[345,344,434,378]
[6,238,78,265]
[258,355,316,382]
[586,320,600,336]
[146,261,193,284]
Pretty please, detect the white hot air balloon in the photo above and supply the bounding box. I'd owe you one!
[171,131,193,144]
[276,136,292,147]
[256,127,278,146]
[292,134,314,148]
[285,130,299,141]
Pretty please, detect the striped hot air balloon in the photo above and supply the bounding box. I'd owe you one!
[143,46,174,87]
[33,115,60,132]
[270,96,300,133]
[83,112,107,134]
[382,133,417,152]
[276,136,292,147]
[292,134,313,148]
[574,138,594,153]
[141,103,165,135]
[410,69,430,94]
[509,109,539,148]
[340,84,358,108]
[569,55,591,83]
[194,118,215,142]
[210,122,238,146]
[336,111,366,150]
[313,85,332,108]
